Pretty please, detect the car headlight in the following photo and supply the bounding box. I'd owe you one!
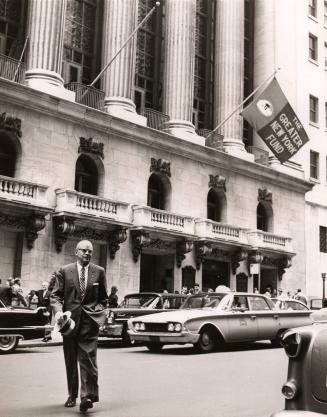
[134,322,145,331]
[282,381,297,399]
[281,332,302,358]
[167,322,182,332]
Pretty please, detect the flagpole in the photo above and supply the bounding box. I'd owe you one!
[210,67,281,136]
[13,36,29,82]
[89,2,160,87]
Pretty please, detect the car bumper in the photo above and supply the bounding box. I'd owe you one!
[128,330,200,344]
[271,411,325,416]
[99,324,123,337]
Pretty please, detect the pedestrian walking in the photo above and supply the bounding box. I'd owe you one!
[294,288,308,305]
[108,285,119,308]
[50,240,108,413]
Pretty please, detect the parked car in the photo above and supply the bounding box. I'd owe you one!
[0,299,52,353]
[270,322,327,416]
[271,298,310,311]
[99,292,187,344]
[128,292,314,353]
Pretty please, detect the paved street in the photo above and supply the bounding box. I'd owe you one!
[0,341,286,417]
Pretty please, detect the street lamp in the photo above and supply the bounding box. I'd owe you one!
[322,273,326,301]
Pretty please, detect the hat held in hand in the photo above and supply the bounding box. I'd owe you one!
[56,311,75,337]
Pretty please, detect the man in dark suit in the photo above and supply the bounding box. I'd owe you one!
[51,240,108,413]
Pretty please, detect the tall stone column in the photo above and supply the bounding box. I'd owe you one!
[162,0,203,145]
[214,0,251,160]
[102,0,146,126]
[25,0,75,101]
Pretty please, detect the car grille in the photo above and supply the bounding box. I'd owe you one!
[143,323,168,332]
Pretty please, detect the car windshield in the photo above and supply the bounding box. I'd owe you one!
[121,295,159,308]
[181,293,227,309]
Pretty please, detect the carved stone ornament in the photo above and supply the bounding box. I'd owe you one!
[248,250,264,264]
[231,249,248,274]
[0,112,22,138]
[150,157,171,178]
[108,229,127,259]
[25,214,46,249]
[195,242,212,270]
[176,241,193,268]
[79,137,104,159]
[274,256,292,280]
[208,174,226,192]
[0,212,26,229]
[132,231,152,262]
[258,188,272,204]
[53,217,76,253]
[73,228,108,242]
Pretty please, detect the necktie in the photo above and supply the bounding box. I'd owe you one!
[80,267,86,297]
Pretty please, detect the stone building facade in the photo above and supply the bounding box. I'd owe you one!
[0,0,315,298]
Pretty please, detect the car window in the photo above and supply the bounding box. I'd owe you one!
[122,295,158,308]
[286,301,309,311]
[248,296,271,311]
[231,295,248,310]
[181,294,225,309]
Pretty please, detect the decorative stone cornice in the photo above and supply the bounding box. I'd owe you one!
[108,229,127,259]
[258,187,272,204]
[79,137,104,159]
[72,227,108,242]
[0,112,22,138]
[131,231,152,262]
[0,212,26,229]
[231,249,248,274]
[208,174,226,192]
[53,216,76,253]
[176,241,193,268]
[25,214,46,249]
[150,157,171,178]
[195,242,212,270]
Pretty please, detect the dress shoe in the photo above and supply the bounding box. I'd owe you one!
[64,397,76,407]
[80,398,93,412]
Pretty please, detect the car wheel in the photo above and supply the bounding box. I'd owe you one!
[145,343,164,353]
[194,327,217,353]
[0,336,19,354]
[271,329,286,347]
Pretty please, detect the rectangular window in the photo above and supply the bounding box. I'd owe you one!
[320,226,327,252]
[325,102,327,128]
[325,42,327,67]
[310,150,319,179]
[309,0,317,17]
[310,95,319,123]
[309,33,318,61]
[324,1,327,25]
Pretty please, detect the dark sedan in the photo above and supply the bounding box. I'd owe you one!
[0,299,52,353]
[100,292,187,344]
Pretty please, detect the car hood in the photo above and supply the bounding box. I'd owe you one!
[129,308,224,323]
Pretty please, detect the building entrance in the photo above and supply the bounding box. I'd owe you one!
[202,260,229,292]
[140,254,174,292]
[260,268,278,295]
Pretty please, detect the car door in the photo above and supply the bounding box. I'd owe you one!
[227,295,259,342]
[247,295,280,340]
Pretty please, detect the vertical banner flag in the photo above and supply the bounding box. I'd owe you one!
[241,78,309,163]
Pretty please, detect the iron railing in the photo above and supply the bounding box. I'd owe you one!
[198,129,224,150]
[65,82,105,110]
[246,146,269,166]
[0,53,25,84]
[142,108,169,130]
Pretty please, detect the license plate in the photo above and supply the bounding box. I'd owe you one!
[149,336,160,342]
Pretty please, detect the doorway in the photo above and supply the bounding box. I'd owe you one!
[140,254,174,292]
[202,260,229,291]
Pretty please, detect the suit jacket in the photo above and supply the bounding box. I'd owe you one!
[50,262,108,333]
[35,289,51,309]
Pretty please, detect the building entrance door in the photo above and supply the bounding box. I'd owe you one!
[202,260,229,292]
[140,254,174,292]
[260,268,278,295]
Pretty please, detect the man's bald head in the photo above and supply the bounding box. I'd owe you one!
[75,240,93,266]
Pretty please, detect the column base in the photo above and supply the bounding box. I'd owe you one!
[223,139,255,162]
[104,97,147,126]
[25,69,75,102]
[163,120,205,146]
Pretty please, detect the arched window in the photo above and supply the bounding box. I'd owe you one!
[147,174,165,209]
[257,202,273,232]
[207,189,221,221]
[0,135,16,177]
[74,154,98,195]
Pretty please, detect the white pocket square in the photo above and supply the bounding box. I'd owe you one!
[93,283,99,286]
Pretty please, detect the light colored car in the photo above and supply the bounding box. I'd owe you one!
[270,323,327,416]
[128,292,314,353]
[271,298,310,311]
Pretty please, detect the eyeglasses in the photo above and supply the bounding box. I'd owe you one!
[78,249,93,254]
